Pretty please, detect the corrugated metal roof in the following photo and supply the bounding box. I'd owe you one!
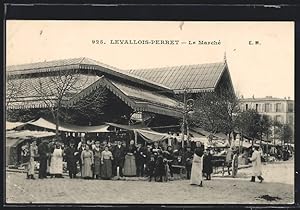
[7,74,183,117]
[127,62,226,91]
[111,80,181,109]
[6,57,171,92]
[6,74,99,101]
[7,57,85,72]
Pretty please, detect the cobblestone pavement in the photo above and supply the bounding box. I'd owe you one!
[6,161,294,204]
[215,159,294,185]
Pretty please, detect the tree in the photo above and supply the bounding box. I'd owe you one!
[189,89,240,145]
[271,120,283,145]
[29,70,106,137]
[279,124,293,145]
[235,109,261,145]
[258,115,272,143]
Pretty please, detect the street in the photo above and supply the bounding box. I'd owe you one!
[5,160,294,204]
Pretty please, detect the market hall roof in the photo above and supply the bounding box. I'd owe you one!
[7,57,234,94]
[127,61,234,94]
[6,57,172,93]
[7,74,183,118]
[6,57,234,116]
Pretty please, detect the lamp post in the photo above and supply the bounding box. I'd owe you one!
[181,88,194,148]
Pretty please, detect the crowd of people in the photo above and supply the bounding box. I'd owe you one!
[22,138,215,184]
[20,136,272,187]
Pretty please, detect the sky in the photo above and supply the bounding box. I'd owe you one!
[6,21,294,99]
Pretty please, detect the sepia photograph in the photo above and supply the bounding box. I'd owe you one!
[5,20,294,204]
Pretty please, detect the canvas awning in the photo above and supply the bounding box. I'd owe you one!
[231,139,252,148]
[6,130,56,139]
[26,118,110,133]
[6,121,26,130]
[134,129,170,143]
[190,127,228,140]
[106,122,146,131]
[190,127,211,137]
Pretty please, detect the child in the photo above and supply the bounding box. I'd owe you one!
[154,153,165,182]
[147,155,156,182]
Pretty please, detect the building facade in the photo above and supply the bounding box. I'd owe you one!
[240,96,294,128]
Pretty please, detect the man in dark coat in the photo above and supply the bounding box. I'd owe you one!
[135,143,147,177]
[147,155,156,182]
[162,146,175,177]
[65,140,78,178]
[151,142,162,159]
[112,141,126,177]
[203,148,213,180]
[154,152,165,182]
[183,145,194,179]
[38,140,50,179]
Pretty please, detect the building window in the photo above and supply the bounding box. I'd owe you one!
[255,104,258,111]
[265,103,270,112]
[288,103,294,112]
[288,116,293,125]
[276,103,282,112]
[275,115,282,123]
[246,104,248,110]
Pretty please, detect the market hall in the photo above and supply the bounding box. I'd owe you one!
[6,57,239,180]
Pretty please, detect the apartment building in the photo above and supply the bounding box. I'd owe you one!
[239,96,294,127]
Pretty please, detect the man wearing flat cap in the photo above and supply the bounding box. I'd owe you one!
[38,139,50,179]
[112,140,126,177]
[65,139,78,178]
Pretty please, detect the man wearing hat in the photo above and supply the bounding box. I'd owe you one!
[65,139,78,179]
[136,143,147,177]
[249,146,264,183]
[38,139,50,179]
[183,145,193,180]
[146,154,156,182]
[112,140,126,177]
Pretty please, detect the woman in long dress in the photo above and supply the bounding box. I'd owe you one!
[93,141,102,179]
[49,143,64,178]
[27,140,38,179]
[190,142,204,187]
[101,146,113,179]
[123,140,137,176]
[203,148,213,180]
[81,144,94,179]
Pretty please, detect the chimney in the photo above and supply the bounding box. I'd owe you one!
[252,94,255,99]
[288,97,290,100]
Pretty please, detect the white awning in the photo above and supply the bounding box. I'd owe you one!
[6,121,26,130]
[134,129,170,143]
[27,118,110,133]
[6,130,56,139]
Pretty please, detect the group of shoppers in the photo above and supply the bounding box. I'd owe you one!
[22,137,264,187]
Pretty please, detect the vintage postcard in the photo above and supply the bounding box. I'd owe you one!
[5,21,294,204]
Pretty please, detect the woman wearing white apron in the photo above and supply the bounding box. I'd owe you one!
[50,143,64,178]
[190,142,204,187]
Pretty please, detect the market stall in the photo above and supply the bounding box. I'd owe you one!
[6,130,56,166]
